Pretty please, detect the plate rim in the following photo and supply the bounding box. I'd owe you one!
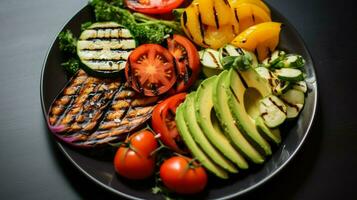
[40,3,319,200]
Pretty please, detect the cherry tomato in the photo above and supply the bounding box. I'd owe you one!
[113,130,158,180]
[125,0,184,14]
[151,93,187,153]
[125,44,176,96]
[167,35,201,93]
[160,156,208,194]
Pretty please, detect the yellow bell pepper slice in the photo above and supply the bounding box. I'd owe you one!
[231,22,281,61]
[231,3,271,32]
[181,3,205,47]
[197,0,233,28]
[229,0,270,14]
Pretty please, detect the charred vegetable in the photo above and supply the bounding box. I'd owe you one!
[47,70,158,147]
[77,22,136,76]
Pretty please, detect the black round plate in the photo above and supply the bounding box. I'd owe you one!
[41,4,318,200]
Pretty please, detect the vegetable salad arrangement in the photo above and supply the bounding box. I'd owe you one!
[49,0,309,197]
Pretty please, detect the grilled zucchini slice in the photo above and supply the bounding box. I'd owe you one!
[280,89,305,119]
[77,22,136,77]
[259,95,287,128]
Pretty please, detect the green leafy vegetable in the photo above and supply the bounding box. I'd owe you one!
[222,54,253,71]
[58,29,80,74]
[61,58,80,75]
[58,30,77,54]
[172,8,185,22]
[81,21,93,31]
[90,0,182,44]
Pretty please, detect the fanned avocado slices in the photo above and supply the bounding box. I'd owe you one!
[213,71,265,164]
[184,92,238,173]
[195,76,249,169]
[176,103,229,179]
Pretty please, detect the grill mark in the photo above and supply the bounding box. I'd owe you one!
[84,59,127,63]
[110,48,135,52]
[213,6,219,29]
[222,0,230,6]
[221,47,229,57]
[268,71,274,79]
[261,112,268,117]
[268,78,275,88]
[82,38,135,41]
[280,98,301,111]
[252,14,255,23]
[80,48,103,51]
[237,47,244,55]
[207,51,220,68]
[234,8,240,23]
[268,97,286,113]
[237,72,248,88]
[87,26,123,30]
[197,4,209,46]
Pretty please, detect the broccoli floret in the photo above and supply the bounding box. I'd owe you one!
[90,1,182,44]
[61,58,80,75]
[90,0,124,8]
[58,30,77,54]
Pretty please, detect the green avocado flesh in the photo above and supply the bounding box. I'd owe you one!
[183,93,238,173]
[213,71,265,164]
[175,104,229,179]
[227,69,272,156]
[195,76,249,169]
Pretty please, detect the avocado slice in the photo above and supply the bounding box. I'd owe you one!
[227,69,272,156]
[175,103,229,179]
[195,76,249,169]
[213,71,265,164]
[183,93,238,173]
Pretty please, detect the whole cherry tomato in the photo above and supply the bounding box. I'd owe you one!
[113,130,158,180]
[160,156,208,194]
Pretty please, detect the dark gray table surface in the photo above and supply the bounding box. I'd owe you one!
[1,0,356,199]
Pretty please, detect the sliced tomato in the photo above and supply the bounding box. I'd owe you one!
[151,93,187,153]
[125,0,184,14]
[125,44,176,96]
[167,34,201,93]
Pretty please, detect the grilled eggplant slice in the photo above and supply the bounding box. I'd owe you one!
[48,70,121,145]
[82,84,159,146]
[47,70,158,147]
[77,22,136,77]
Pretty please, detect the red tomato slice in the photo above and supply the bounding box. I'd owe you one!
[151,93,187,153]
[125,0,184,14]
[167,34,201,93]
[125,44,176,96]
